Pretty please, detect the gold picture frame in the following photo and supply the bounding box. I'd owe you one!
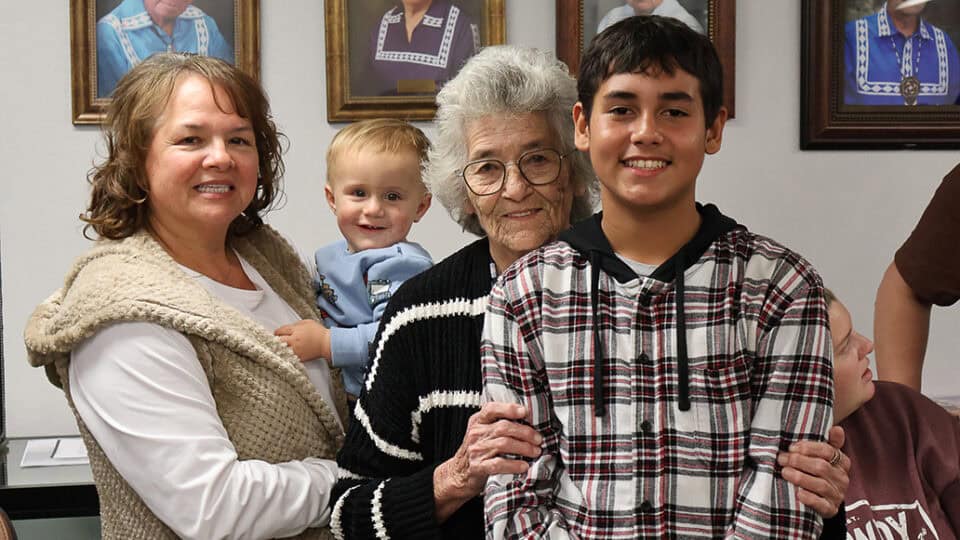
[325,0,506,122]
[70,0,260,125]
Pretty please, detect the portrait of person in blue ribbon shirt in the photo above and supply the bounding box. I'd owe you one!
[844,0,960,105]
[348,0,484,97]
[96,0,235,98]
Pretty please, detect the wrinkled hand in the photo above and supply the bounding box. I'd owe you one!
[777,425,850,518]
[274,319,331,363]
[433,402,542,523]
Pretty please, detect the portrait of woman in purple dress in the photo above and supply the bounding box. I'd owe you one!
[366,0,480,96]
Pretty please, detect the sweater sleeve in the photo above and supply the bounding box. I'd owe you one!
[70,322,337,540]
[330,291,444,539]
[818,506,846,540]
[726,281,834,539]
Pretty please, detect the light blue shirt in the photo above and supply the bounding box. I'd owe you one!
[844,4,960,105]
[97,0,233,97]
[314,239,432,396]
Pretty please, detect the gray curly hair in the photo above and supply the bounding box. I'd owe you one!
[423,45,597,237]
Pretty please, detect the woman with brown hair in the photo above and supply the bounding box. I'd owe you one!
[25,53,346,539]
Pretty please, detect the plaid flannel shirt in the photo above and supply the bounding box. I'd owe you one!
[481,225,833,539]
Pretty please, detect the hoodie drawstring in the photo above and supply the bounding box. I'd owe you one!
[591,251,606,417]
[675,254,691,411]
[561,207,741,418]
[591,250,691,415]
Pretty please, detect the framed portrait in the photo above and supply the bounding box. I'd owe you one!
[325,0,506,122]
[556,0,736,117]
[801,0,960,149]
[70,0,260,125]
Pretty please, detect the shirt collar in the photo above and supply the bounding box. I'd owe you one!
[877,2,933,40]
[122,1,205,29]
[386,1,449,27]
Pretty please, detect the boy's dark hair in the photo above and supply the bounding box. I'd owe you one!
[577,15,723,127]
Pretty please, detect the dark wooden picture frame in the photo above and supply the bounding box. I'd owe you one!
[325,0,506,122]
[801,0,960,149]
[70,0,261,125]
[556,0,736,117]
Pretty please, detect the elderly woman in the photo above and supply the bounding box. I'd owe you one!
[331,45,594,538]
[330,45,849,539]
[25,54,346,539]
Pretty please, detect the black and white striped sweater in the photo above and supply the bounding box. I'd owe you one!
[331,238,492,540]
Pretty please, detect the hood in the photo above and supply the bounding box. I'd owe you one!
[557,203,741,416]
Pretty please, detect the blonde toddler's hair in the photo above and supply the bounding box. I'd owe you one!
[327,119,430,186]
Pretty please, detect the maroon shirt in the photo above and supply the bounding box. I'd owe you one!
[896,163,960,306]
[841,381,960,539]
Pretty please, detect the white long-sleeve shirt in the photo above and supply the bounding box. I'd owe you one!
[70,255,340,540]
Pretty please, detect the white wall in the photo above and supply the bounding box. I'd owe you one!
[1,1,957,438]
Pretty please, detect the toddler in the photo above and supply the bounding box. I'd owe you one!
[276,119,433,402]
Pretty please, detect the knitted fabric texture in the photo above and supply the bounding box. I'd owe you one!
[331,238,492,539]
[24,225,347,540]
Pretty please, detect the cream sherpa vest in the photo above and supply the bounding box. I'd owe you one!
[24,226,347,540]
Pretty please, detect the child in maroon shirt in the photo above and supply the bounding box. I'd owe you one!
[827,290,960,539]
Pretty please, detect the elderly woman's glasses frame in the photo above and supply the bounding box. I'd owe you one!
[458,148,574,196]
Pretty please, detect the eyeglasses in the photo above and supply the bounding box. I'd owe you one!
[458,148,573,196]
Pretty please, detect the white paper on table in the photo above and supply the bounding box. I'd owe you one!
[20,437,89,468]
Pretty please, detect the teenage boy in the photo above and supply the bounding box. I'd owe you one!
[482,16,834,538]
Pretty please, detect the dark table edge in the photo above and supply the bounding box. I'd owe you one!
[0,484,99,520]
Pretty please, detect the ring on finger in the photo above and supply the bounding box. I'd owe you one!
[829,448,842,467]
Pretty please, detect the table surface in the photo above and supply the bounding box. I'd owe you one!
[0,437,98,520]
[2,437,94,487]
